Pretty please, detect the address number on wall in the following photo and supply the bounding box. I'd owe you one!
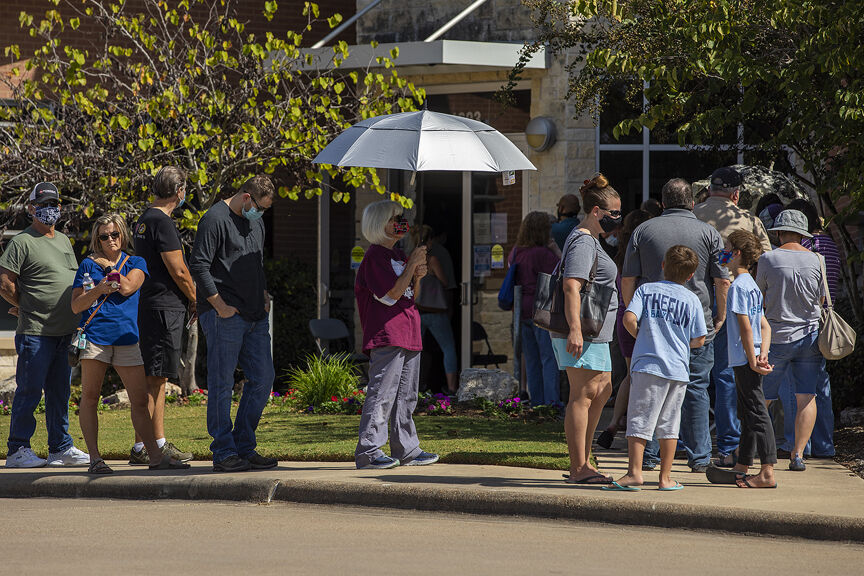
[456,111,483,121]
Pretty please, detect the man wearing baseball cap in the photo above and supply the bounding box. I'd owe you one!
[694,166,772,468]
[756,209,833,472]
[0,183,90,467]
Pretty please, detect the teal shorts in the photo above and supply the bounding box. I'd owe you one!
[551,338,612,372]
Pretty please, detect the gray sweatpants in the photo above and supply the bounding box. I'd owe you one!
[355,346,422,468]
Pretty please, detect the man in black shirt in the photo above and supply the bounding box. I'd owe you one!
[131,166,196,465]
[189,175,276,473]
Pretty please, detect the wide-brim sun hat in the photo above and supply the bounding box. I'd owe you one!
[768,209,813,238]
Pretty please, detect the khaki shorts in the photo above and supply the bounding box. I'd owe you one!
[80,341,144,367]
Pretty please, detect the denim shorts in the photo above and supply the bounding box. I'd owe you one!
[762,331,824,399]
[550,339,611,372]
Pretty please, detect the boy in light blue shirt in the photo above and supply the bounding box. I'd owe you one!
[604,246,706,492]
[707,230,777,488]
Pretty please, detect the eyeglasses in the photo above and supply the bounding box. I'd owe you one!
[248,194,268,212]
[39,201,61,208]
[98,231,121,241]
[604,208,622,218]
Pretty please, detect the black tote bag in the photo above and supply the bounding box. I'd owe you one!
[533,232,613,339]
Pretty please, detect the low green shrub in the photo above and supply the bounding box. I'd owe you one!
[284,353,361,410]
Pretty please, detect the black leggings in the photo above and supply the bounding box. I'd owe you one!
[734,365,778,466]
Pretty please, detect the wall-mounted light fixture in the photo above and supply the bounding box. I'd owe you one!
[525,117,557,152]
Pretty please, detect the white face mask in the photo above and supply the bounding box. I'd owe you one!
[605,233,619,247]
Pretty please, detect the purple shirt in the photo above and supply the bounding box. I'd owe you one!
[802,233,842,303]
[508,245,560,320]
[355,244,422,354]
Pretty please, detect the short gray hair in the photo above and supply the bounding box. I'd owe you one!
[153,166,186,199]
[362,200,403,246]
[661,178,694,210]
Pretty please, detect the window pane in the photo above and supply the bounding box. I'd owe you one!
[599,82,642,145]
[649,150,737,198]
[600,151,642,214]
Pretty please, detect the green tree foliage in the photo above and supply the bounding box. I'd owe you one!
[507,0,864,322]
[0,0,424,238]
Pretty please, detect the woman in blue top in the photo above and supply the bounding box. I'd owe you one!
[71,214,189,474]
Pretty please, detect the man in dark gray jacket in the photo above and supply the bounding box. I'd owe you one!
[189,175,277,473]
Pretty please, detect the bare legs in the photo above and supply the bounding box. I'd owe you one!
[603,358,631,435]
[134,376,167,444]
[78,360,166,467]
[613,437,678,489]
[79,359,109,463]
[564,367,612,480]
[793,393,817,459]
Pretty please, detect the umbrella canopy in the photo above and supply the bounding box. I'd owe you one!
[312,110,536,172]
[693,164,809,212]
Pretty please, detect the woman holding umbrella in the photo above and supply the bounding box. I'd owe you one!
[354,200,439,469]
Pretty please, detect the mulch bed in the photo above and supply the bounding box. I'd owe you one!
[833,426,864,479]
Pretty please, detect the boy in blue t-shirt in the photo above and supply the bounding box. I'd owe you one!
[604,246,706,492]
[707,230,777,488]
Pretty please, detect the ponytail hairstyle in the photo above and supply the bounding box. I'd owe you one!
[579,173,620,216]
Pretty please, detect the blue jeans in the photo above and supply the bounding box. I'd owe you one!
[199,310,275,463]
[764,332,834,457]
[646,341,714,467]
[521,321,560,406]
[8,334,74,454]
[420,313,457,374]
[711,322,740,456]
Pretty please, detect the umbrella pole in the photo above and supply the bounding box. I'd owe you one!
[317,173,330,320]
[460,171,472,375]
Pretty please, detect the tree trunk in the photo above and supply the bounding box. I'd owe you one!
[179,322,199,395]
[818,189,864,326]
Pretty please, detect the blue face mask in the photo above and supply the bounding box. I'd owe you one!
[718,249,735,265]
[242,204,263,221]
[177,190,185,209]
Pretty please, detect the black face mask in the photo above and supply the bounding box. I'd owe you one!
[599,215,622,234]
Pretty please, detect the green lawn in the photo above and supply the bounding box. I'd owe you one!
[0,406,572,470]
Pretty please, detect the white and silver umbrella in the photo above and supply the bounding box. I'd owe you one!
[312,110,536,172]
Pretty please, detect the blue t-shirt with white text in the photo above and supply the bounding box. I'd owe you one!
[726,272,763,368]
[627,281,707,382]
[73,252,148,346]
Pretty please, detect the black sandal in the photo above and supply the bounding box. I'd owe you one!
[88,458,113,474]
[149,457,191,470]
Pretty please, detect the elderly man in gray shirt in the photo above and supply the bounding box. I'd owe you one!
[622,178,730,472]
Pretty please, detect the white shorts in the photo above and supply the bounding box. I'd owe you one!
[625,371,687,441]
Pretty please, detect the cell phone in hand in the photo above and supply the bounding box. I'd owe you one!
[107,271,121,288]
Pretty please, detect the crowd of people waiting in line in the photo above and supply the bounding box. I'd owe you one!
[493,168,840,489]
[0,164,843,487]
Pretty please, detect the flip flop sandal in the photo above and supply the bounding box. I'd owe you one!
[602,481,641,492]
[735,475,778,489]
[705,464,744,485]
[565,473,613,485]
[596,429,615,449]
[711,453,738,468]
[88,458,113,474]
[658,481,684,491]
[149,457,191,470]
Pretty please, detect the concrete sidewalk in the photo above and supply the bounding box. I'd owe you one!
[2,452,862,542]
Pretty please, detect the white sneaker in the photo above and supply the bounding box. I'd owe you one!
[46,445,90,467]
[5,447,48,468]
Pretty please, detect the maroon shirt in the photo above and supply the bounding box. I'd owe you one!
[508,245,560,320]
[355,244,422,354]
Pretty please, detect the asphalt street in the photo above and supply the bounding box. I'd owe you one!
[1,498,862,575]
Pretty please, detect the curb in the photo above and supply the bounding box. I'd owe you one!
[2,472,862,542]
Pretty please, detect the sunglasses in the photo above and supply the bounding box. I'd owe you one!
[98,231,121,241]
[604,208,622,218]
[38,201,61,208]
[248,194,268,212]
